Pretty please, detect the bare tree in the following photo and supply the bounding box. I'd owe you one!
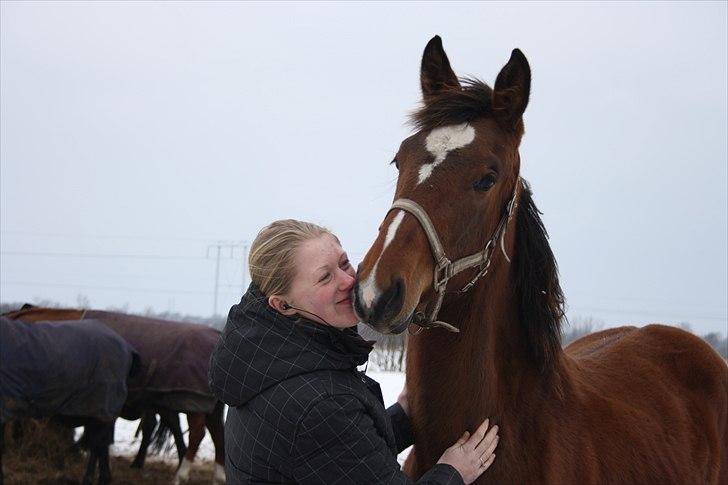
[561,316,605,346]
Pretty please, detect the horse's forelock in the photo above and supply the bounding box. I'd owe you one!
[409,77,494,133]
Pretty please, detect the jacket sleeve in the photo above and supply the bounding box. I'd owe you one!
[292,394,464,485]
[387,401,415,453]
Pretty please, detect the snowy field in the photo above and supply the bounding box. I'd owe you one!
[109,371,409,464]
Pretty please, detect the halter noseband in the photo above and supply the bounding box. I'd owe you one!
[387,177,523,334]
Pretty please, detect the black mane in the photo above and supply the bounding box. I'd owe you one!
[514,180,566,371]
[409,78,493,132]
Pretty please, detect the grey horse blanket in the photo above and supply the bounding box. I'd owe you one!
[0,317,137,422]
[82,311,221,413]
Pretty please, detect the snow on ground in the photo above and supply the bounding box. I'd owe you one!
[110,371,409,464]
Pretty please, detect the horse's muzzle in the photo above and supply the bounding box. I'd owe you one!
[353,278,407,333]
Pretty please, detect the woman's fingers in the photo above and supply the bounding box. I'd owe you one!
[438,421,499,484]
[480,435,499,458]
[481,452,496,471]
[474,424,499,455]
[464,418,489,449]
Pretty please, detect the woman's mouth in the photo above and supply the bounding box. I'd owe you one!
[337,297,352,306]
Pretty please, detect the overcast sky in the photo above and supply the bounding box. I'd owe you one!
[1,1,726,336]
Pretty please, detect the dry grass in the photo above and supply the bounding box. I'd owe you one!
[2,419,216,485]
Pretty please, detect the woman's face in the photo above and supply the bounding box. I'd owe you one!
[278,234,358,328]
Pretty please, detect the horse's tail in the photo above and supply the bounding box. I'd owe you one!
[149,416,176,455]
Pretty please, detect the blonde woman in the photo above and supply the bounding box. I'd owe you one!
[209,220,498,484]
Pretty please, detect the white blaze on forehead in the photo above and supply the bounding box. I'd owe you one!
[360,210,406,308]
[383,211,406,249]
[418,123,475,184]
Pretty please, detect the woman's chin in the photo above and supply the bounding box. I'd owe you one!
[334,301,359,325]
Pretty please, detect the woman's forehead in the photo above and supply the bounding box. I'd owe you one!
[297,235,344,270]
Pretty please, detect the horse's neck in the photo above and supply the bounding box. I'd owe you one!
[409,280,541,405]
[407,262,566,470]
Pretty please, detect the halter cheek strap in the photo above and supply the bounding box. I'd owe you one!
[387,177,523,333]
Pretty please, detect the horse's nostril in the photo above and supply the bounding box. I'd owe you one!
[371,278,405,324]
[391,279,403,305]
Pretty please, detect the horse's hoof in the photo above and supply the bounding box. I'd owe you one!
[213,463,226,484]
[173,457,191,484]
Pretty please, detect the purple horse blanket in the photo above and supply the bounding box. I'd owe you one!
[82,311,221,405]
[0,317,137,422]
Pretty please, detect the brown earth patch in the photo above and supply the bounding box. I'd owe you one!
[2,419,215,485]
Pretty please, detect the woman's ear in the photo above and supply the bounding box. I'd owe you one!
[269,295,297,316]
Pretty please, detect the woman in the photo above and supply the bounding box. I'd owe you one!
[209,220,498,484]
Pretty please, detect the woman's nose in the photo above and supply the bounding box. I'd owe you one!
[338,269,355,291]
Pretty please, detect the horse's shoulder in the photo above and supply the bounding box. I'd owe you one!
[565,325,638,356]
[566,323,727,398]
[565,324,715,360]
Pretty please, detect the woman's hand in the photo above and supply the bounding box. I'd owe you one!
[437,418,499,484]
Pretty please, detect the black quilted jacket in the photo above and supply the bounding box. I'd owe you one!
[209,284,463,484]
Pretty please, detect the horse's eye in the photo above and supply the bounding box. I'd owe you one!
[473,174,497,192]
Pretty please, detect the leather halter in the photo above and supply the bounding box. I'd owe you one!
[387,177,523,334]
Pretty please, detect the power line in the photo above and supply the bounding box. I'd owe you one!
[0,280,242,296]
[0,230,240,243]
[0,251,208,260]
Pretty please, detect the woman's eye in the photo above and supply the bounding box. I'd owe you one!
[318,273,331,283]
[473,174,497,192]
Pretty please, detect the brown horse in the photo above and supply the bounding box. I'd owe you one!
[3,306,226,484]
[353,36,728,484]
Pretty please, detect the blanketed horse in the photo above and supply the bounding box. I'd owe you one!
[0,317,138,485]
[4,307,225,485]
[353,36,728,484]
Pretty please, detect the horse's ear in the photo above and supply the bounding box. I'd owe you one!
[421,35,461,102]
[21,303,36,310]
[492,49,531,130]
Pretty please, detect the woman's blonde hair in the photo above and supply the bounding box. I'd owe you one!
[249,219,337,297]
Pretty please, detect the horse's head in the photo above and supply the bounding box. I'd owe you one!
[354,36,531,334]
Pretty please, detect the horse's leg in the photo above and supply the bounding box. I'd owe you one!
[158,409,187,466]
[81,423,98,485]
[173,412,204,485]
[1,421,5,485]
[205,402,226,484]
[130,410,157,469]
[97,422,114,485]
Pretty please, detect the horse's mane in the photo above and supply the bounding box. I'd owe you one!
[409,78,493,131]
[514,180,565,371]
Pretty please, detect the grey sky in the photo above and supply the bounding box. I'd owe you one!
[1,1,726,335]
